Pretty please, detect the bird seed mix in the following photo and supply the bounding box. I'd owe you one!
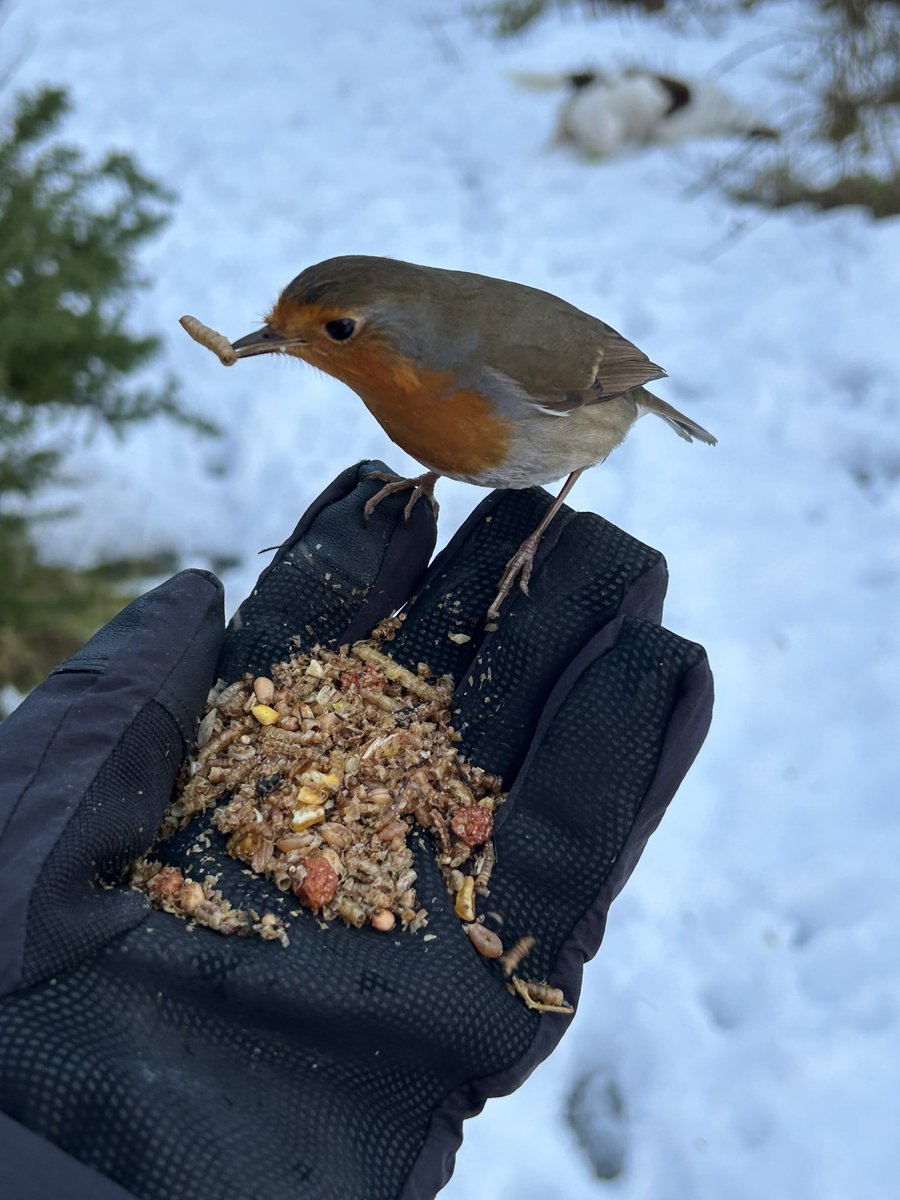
[130,616,506,948]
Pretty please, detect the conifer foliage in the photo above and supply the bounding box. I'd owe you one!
[0,86,211,700]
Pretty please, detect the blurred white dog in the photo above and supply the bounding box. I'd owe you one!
[516,67,779,158]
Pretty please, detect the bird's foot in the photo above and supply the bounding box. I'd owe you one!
[363,471,441,522]
[484,468,584,629]
[485,534,540,630]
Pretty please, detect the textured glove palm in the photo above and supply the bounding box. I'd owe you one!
[0,462,713,1200]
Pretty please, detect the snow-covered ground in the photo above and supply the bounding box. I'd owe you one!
[5,1,898,1196]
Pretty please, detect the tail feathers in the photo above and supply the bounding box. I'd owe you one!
[639,390,717,446]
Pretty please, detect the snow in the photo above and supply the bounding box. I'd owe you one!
[5,1,898,1196]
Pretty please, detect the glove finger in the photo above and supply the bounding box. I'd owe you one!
[389,487,668,782]
[484,617,713,995]
[216,459,436,683]
[0,569,224,994]
[387,487,565,683]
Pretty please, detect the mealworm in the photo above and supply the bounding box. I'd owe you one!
[351,643,449,706]
[179,314,237,365]
[474,840,496,896]
[510,976,574,1015]
[499,934,536,978]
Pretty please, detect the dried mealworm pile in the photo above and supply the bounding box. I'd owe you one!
[131,619,505,944]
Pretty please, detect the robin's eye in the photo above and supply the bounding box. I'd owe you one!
[324,318,356,341]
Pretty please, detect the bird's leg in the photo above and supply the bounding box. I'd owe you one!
[363,471,441,522]
[485,468,585,629]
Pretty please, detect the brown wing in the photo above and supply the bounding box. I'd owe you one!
[585,328,668,403]
[466,286,667,415]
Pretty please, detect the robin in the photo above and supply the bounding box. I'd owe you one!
[229,255,715,625]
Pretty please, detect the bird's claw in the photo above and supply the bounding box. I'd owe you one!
[362,471,440,523]
[485,537,538,628]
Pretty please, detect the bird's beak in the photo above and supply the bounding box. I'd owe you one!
[231,325,298,358]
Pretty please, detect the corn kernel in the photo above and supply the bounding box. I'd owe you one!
[300,770,341,792]
[251,704,280,725]
[296,786,324,806]
[454,875,476,922]
[291,805,326,831]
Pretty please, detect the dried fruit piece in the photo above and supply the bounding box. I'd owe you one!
[293,857,338,911]
[358,665,384,690]
[450,805,494,847]
[147,866,184,903]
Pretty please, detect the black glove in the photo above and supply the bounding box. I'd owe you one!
[0,461,713,1200]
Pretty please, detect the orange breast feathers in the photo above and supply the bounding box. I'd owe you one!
[309,340,514,478]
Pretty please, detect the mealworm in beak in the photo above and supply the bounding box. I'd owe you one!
[179,314,237,366]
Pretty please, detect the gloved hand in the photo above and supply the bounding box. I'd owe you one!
[0,461,713,1200]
